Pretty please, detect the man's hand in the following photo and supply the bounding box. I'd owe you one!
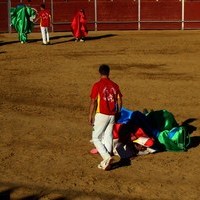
[88,115,94,126]
[88,98,96,125]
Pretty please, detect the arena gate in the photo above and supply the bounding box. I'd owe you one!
[1,0,200,33]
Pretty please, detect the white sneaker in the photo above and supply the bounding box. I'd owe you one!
[80,39,85,42]
[98,157,113,171]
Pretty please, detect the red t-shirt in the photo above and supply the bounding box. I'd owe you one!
[90,78,122,115]
[39,9,51,27]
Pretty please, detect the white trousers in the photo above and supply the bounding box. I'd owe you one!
[92,113,115,160]
[40,26,49,44]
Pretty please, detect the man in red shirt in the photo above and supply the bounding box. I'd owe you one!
[89,64,122,170]
[38,3,51,45]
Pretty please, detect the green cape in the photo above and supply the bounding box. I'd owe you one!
[10,5,36,42]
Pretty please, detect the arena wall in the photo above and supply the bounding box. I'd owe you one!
[1,0,200,33]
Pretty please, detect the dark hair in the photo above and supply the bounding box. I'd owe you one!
[80,8,85,13]
[99,64,110,76]
[40,3,45,9]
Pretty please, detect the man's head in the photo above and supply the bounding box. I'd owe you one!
[99,64,110,76]
[80,9,85,14]
[40,3,45,10]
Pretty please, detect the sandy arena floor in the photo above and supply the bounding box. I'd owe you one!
[0,30,200,200]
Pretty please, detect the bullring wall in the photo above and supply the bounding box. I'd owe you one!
[1,0,200,33]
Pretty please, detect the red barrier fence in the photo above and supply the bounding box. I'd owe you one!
[1,0,200,33]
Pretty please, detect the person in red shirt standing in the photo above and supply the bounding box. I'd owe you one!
[71,9,88,42]
[38,3,51,45]
[89,64,123,170]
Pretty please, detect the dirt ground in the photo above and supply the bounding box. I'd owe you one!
[0,30,200,200]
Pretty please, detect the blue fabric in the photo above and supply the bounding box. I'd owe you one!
[168,127,178,139]
[117,107,157,138]
[152,129,160,138]
[117,107,134,124]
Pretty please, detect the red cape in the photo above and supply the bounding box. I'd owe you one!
[71,10,88,38]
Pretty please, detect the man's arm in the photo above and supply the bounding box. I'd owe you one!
[88,98,97,125]
[117,96,122,113]
[33,10,40,23]
[49,13,52,26]
[115,96,122,122]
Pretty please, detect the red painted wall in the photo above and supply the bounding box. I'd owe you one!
[140,0,182,30]
[1,0,200,33]
[96,0,138,30]
[185,1,200,29]
[52,0,95,31]
[0,0,8,32]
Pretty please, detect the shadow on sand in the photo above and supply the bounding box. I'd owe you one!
[0,35,72,46]
[52,33,117,44]
[182,118,199,148]
[0,40,19,46]
[86,34,117,41]
[28,34,72,44]
[0,181,134,200]
[0,34,117,46]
